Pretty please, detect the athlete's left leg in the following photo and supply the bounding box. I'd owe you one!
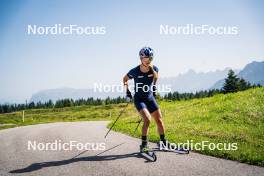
[151,109,171,149]
[151,109,165,138]
[146,97,166,142]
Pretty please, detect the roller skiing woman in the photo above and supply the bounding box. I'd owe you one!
[123,47,188,158]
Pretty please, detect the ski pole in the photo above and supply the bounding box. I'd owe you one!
[104,102,130,138]
[132,118,142,136]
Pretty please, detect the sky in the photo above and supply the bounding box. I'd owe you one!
[0,0,263,103]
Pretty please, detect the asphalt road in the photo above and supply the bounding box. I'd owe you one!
[0,121,263,176]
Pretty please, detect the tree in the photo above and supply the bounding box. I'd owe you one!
[222,69,240,93]
[238,78,251,91]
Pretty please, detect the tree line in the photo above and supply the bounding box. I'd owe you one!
[0,97,127,114]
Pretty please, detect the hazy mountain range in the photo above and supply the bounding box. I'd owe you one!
[158,68,240,93]
[30,88,123,103]
[29,60,264,103]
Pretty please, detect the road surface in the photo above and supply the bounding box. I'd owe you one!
[0,121,263,176]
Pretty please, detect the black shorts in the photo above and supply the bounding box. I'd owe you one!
[134,95,159,113]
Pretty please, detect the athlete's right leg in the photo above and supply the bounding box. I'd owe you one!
[139,108,151,136]
[138,108,151,149]
[134,97,151,150]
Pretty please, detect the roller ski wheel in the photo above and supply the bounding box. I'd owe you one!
[140,145,157,162]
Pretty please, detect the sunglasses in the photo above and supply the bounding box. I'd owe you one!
[141,56,153,61]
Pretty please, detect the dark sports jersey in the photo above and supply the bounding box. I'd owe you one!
[127,65,159,98]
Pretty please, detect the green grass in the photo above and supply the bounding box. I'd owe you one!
[0,104,129,130]
[0,87,263,166]
[109,87,264,166]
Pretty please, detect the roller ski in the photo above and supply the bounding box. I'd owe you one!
[157,140,189,154]
[140,144,157,162]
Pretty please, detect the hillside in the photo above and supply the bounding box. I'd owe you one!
[111,87,264,166]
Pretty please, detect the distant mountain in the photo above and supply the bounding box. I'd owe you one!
[30,88,123,103]
[30,68,230,103]
[239,61,264,84]
[29,61,263,103]
[159,68,240,93]
[211,61,264,89]
[30,68,241,103]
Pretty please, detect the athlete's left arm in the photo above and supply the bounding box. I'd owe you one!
[153,72,158,85]
[149,66,158,87]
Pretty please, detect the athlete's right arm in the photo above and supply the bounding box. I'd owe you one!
[123,75,130,90]
[123,75,132,99]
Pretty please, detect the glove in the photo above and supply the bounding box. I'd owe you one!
[152,85,157,97]
[126,88,133,99]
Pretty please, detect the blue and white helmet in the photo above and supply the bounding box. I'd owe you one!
[139,47,154,61]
